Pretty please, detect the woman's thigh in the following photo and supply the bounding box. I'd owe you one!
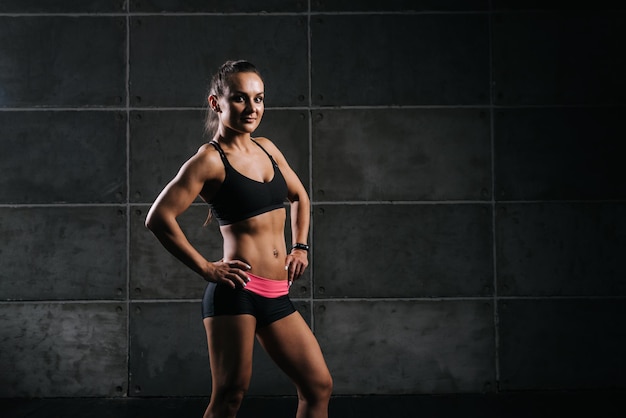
[255,312,332,391]
[203,315,257,387]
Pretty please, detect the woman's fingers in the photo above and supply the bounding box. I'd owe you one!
[215,260,251,288]
[228,260,252,271]
[285,254,308,282]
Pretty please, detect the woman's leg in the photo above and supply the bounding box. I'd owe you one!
[256,312,333,418]
[203,314,257,418]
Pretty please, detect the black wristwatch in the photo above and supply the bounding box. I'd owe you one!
[292,243,309,251]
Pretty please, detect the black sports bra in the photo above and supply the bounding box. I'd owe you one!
[208,139,288,226]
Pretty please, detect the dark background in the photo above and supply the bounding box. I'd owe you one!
[1,0,624,407]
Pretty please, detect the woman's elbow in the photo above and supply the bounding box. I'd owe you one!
[144,208,163,231]
[144,214,155,231]
[289,188,310,204]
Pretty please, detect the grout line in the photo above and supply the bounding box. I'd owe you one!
[488,2,501,392]
[125,3,132,397]
[313,200,492,205]
[306,0,316,332]
[0,11,492,17]
[2,199,624,210]
[1,103,617,112]
[3,295,623,305]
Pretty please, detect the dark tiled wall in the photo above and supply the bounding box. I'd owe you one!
[1,1,624,398]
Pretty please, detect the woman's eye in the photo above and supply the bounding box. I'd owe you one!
[255,97,264,103]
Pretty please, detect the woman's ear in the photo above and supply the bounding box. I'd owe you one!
[208,95,220,112]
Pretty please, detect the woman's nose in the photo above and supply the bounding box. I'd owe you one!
[246,99,259,111]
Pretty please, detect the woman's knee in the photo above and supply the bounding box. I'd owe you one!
[300,371,333,403]
[319,372,334,399]
[207,384,248,417]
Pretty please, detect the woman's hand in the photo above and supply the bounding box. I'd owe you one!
[208,260,251,289]
[285,249,308,284]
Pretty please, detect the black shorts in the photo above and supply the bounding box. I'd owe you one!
[202,282,296,329]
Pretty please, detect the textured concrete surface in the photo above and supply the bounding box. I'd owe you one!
[312,108,491,201]
[1,1,624,400]
[0,207,127,300]
[0,303,127,397]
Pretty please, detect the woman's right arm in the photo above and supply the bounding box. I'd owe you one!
[145,151,250,288]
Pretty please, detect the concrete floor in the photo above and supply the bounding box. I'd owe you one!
[1,392,623,418]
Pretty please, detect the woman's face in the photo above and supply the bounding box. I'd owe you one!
[216,71,265,135]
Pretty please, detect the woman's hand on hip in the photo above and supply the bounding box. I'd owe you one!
[208,260,251,289]
[285,249,308,284]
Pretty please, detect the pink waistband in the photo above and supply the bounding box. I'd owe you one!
[244,273,289,298]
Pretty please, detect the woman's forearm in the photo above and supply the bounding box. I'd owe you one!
[290,197,310,246]
[146,214,213,280]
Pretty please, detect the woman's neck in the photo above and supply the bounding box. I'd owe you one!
[213,131,253,150]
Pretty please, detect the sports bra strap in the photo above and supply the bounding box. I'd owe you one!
[210,139,278,168]
[251,138,279,167]
[209,141,230,167]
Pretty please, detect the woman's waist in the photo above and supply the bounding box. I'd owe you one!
[244,272,290,298]
[247,261,288,282]
[223,235,287,275]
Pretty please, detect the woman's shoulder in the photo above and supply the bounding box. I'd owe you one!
[195,142,222,162]
[177,142,223,178]
[197,141,216,153]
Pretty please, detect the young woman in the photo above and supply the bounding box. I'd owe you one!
[145,60,332,418]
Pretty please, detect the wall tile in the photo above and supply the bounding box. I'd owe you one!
[313,204,493,298]
[311,14,489,106]
[0,207,126,301]
[129,301,309,396]
[0,111,126,204]
[497,202,626,297]
[492,1,626,12]
[494,107,626,201]
[129,110,207,204]
[130,205,223,299]
[130,16,308,107]
[312,108,491,201]
[0,0,125,13]
[315,300,495,394]
[313,0,488,12]
[129,302,211,396]
[499,298,626,390]
[493,12,626,105]
[130,110,309,204]
[130,0,306,12]
[0,17,125,107]
[0,303,127,397]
